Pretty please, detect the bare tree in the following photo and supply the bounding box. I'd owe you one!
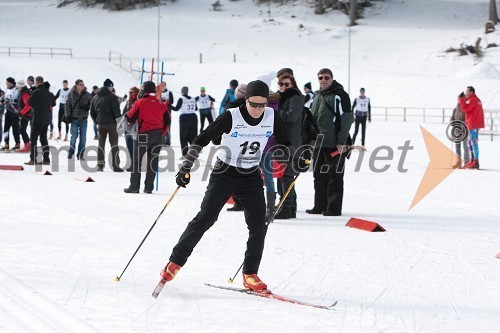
[490,0,499,24]
[348,0,358,26]
[315,0,324,15]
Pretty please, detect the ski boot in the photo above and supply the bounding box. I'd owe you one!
[160,262,181,282]
[243,273,268,292]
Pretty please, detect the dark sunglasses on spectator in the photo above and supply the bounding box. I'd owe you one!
[278,82,291,88]
[318,76,331,81]
[247,101,267,108]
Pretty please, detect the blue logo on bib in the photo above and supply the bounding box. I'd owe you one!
[265,131,272,137]
[231,131,238,138]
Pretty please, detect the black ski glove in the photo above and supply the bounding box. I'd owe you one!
[176,168,190,187]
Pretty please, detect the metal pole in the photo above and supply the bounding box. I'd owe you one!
[157,1,161,83]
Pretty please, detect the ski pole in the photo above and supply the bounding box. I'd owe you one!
[115,184,184,282]
[228,169,305,283]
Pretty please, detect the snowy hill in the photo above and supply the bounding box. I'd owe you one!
[1,0,500,332]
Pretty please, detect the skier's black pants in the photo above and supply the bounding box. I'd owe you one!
[311,147,346,215]
[58,104,69,134]
[20,117,30,144]
[129,130,162,191]
[199,108,213,132]
[179,113,198,157]
[30,123,50,162]
[4,112,20,145]
[170,170,267,274]
[352,115,367,146]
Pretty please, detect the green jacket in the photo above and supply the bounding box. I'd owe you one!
[310,81,353,148]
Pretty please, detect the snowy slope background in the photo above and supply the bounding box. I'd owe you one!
[1,0,500,332]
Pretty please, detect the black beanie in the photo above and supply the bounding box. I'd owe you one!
[229,79,238,89]
[304,82,312,90]
[44,81,51,89]
[245,80,269,99]
[6,77,15,85]
[142,81,156,94]
[103,78,114,87]
[27,76,34,83]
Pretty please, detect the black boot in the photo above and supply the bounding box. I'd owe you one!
[265,191,276,222]
[274,207,292,220]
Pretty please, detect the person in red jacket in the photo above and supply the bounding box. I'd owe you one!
[458,86,485,169]
[123,81,169,194]
[17,80,32,153]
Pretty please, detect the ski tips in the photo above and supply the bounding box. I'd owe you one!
[115,276,120,282]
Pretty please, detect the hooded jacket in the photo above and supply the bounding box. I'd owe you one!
[459,94,485,130]
[310,81,353,148]
[28,85,53,126]
[90,87,121,124]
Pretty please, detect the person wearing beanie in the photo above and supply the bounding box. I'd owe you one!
[24,76,54,165]
[306,68,353,217]
[1,77,21,151]
[123,81,169,193]
[54,80,71,140]
[170,85,197,157]
[158,79,309,293]
[90,78,122,171]
[303,82,314,111]
[195,86,216,131]
[65,79,92,161]
[218,79,239,115]
[351,87,371,150]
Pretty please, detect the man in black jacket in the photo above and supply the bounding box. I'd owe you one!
[25,76,53,165]
[90,78,123,172]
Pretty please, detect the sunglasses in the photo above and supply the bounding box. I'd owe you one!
[318,76,331,81]
[247,101,267,108]
[278,82,292,88]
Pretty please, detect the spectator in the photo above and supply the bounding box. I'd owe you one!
[17,80,32,153]
[459,86,485,169]
[195,86,216,131]
[303,82,314,111]
[170,86,197,158]
[1,77,20,151]
[218,79,238,114]
[54,80,70,141]
[0,88,4,145]
[160,81,174,105]
[351,87,371,150]
[307,68,353,216]
[27,76,35,92]
[450,93,470,168]
[25,76,53,165]
[274,74,304,220]
[91,85,99,140]
[122,86,139,169]
[124,81,169,193]
[44,81,56,139]
[65,79,92,160]
[90,78,123,172]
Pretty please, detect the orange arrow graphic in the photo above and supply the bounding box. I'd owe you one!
[409,126,462,211]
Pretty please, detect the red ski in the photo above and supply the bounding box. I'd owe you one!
[204,283,337,310]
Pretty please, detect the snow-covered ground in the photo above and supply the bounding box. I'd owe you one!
[1,0,500,332]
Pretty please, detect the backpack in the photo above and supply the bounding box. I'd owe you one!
[301,107,320,144]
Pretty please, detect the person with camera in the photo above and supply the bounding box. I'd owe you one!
[458,86,485,169]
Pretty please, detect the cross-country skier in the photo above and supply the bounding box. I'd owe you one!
[54,80,71,141]
[170,86,197,158]
[159,80,309,292]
